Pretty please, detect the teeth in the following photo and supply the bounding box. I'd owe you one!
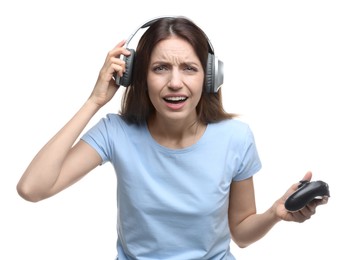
[164,96,187,101]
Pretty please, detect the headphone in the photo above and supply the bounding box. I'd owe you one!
[115,16,224,93]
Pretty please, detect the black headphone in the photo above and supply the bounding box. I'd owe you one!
[115,16,224,93]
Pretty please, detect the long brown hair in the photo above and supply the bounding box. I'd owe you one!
[120,17,236,124]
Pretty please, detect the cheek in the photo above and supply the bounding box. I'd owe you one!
[191,77,205,97]
[146,82,163,109]
[147,78,159,97]
[147,73,164,91]
[193,88,203,106]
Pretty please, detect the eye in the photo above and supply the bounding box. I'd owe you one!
[153,65,168,72]
[183,65,198,73]
[185,66,197,71]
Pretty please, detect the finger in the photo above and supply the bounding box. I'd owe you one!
[320,196,329,205]
[287,211,308,223]
[109,56,126,70]
[110,40,131,56]
[111,63,125,78]
[111,39,127,49]
[288,171,313,192]
[294,205,314,222]
[301,171,312,182]
[102,55,125,74]
[117,39,127,48]
[105,41,131,64]
[314,196,329,207]
[302,204,316,217]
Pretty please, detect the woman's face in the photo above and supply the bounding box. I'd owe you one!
[147,36,205,124]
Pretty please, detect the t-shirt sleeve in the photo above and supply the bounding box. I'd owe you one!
[232,125,262,181]
[80,116,112,164]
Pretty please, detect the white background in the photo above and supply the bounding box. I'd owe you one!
[1,0,348,259]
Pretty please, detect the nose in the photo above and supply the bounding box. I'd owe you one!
[168,69,183,90]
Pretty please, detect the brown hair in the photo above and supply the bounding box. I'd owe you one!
[120,17,236,124]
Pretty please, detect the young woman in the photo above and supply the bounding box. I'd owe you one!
[17,16,328,259]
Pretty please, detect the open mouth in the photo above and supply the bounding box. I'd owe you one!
[163,96,188,104]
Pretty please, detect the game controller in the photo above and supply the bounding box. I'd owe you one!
[284,180,330,212]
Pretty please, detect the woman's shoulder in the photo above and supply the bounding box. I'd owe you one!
[100,113,146,133]
[206,118,257,145]
[211,118,251,133]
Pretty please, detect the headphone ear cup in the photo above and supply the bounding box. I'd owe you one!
[119,48,136,87]
[205,53,215,93]
[205,53,224,93]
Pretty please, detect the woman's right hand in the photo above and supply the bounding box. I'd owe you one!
[89,40,131,107]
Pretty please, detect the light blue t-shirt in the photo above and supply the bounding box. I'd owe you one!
[81,114,261,260]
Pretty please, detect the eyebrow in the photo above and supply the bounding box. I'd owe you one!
[150,60,201,67]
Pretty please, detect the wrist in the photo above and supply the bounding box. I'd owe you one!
[268,202,282,224]
[85,98,103,112]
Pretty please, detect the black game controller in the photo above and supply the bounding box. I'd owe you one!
[284,180,330,211]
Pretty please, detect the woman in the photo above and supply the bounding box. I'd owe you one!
[17,16,328,259]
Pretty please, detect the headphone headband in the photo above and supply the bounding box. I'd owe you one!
[124,16,215,54]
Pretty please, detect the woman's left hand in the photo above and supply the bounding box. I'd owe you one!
[273,171,329,223]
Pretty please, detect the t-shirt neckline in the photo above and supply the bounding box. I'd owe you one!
[144,122,210,154]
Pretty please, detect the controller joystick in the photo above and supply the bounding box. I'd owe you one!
[284,180,330,212]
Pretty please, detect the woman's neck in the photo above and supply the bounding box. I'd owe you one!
[147,114,207,149]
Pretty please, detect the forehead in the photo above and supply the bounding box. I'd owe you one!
[151,36,198,60]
